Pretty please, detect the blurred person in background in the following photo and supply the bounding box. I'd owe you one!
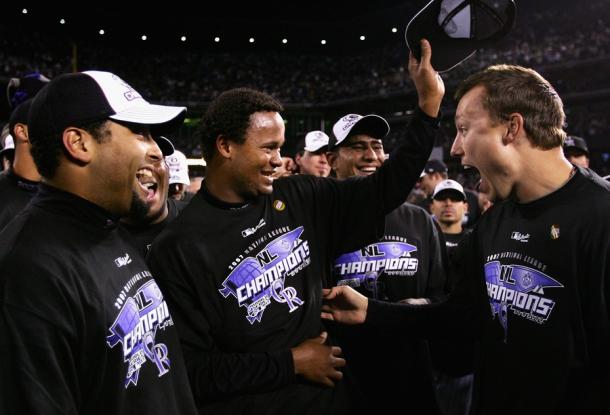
[0,100,41,231]
[562,135,590,168]
[294,130,331,177]
[166,149,192,201]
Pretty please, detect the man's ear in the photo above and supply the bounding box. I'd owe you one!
[216,135,233,159]
[62,127,94,164]
[326,151,338,170]
[12,123,29,144]
[503,113,524,145]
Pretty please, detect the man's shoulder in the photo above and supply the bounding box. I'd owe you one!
[390,201,434,221]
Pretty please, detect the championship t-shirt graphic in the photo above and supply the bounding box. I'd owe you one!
[107,277,174,387]
[219,226,311,324]
[334,241,419,297]
[485,260,563,341]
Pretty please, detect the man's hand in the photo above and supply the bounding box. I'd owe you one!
[291,332,345,387]
[321,286,368,324]
[408,38,445,117]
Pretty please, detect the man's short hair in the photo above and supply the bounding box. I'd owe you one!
[197,88,283,161]
[455,64,566,149]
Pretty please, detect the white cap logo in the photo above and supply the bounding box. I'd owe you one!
[304,131,329,152]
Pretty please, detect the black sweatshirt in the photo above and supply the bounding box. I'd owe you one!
[330,202,446,414]
[0,185,197,415]
[366,167,610,415]
[122,198,186,257]
[147,108,439,414]
[0,170,39,231]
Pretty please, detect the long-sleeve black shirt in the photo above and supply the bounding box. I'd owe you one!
[0,185,197,415]
[365,167,610,415]
[148,108,439,414]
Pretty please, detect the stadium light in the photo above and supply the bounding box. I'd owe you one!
[392,27,398,33]
[282,38,288,44]
[249,37,255,43]
[360,35,366,40]
[60,18,66,25]
[99,29,105,35]
[214,36,220,42]
[22,8,27,14]
[181,36,187,42]
[321,39,327,45]
[141,35,147,41]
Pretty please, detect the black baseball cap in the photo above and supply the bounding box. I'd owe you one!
[563,135,589,157]
[420,159,448,177]
[9,99,33,135]
[28,71,186,156]
[406,0,516,72]
[7,72,50,109]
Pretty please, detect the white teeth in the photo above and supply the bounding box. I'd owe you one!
[136,169,153,178]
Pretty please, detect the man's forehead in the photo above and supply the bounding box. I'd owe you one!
[250,111,283,128]
[345,134,383,144]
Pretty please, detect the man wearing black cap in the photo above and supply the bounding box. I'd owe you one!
[563,135,590,168]
[429,179,474,415]
[322,64,610,415]
[0,99,41,231]
[419,158,449,203]
[419,159,480,228]
[430,179,469,264]
[146,39,444,414]
[326,112,446,414]
[121,139,188,257]
[0,71,197,414]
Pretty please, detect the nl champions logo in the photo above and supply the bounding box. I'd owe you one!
[107,280,174,387]
[334,242,419,295]
[485,261,563,341]
[219,227,311,324]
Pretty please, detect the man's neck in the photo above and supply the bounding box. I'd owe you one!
[439,221,463,235]
[12,147,41,182]
[514,148,574,203]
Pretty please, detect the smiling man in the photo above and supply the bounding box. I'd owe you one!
[0,71,197,414]
[326,112,446,413]
[147,39,444,414]
[121,141,187,256]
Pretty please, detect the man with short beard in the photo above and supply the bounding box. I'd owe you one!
[121,139,187,256]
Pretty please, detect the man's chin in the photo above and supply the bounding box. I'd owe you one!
[128,190,151,223]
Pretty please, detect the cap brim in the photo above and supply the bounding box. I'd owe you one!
[156,135,175,156]
[304,144,328,153]
[406,0,477,73]
[349,115,390,140]
[433,189,466,201]
[109,103,186,134]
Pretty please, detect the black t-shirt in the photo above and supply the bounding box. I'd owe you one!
[147,109,439,414]
[366,167,610,415]
[330,202,446,413]
[0,170,38,231]
[122,198,187,257]
[0,185,197,415]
